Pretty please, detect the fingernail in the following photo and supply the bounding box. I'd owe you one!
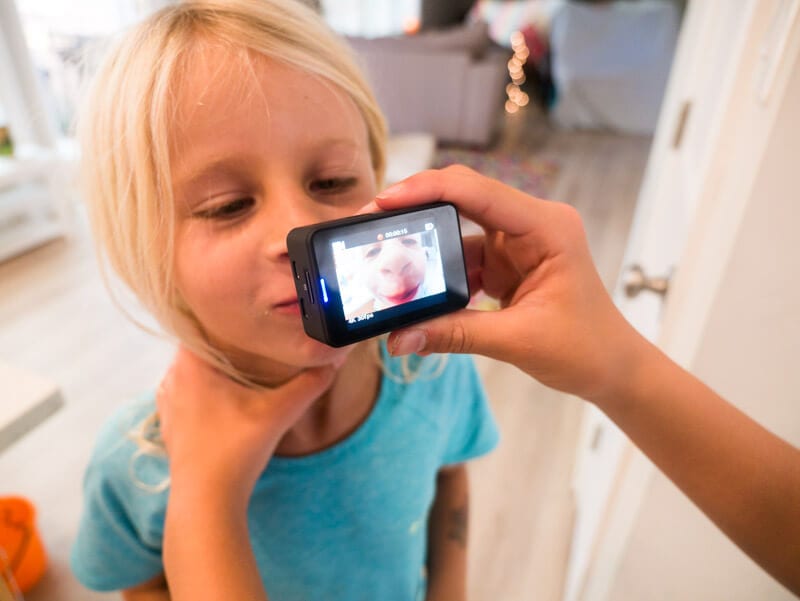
[376,182,405,199]
[356,201,379,215]
[390,330,426,356]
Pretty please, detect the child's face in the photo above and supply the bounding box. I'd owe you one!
[362,234,427,306]
[171,47,377,375]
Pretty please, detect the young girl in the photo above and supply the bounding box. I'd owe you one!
[70,1,498,600]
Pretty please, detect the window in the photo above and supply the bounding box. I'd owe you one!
[15,0,171,137]
[320,0,420,38]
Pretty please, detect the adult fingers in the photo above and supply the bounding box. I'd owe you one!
[265,365,337,427]
[170,345,334,413]
[171,345,216,384]
[355,200,382,215]
[386,308,517,362]
[155,367,175,432]
[462,234,484,289]
[374,166,550,238]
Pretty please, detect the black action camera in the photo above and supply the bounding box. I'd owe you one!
[286,202,469,347]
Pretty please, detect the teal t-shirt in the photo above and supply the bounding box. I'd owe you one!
[71,351,499,599]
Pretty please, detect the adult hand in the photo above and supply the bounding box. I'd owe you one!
[372,165,648,404]
[157,347,338,601]
[156,346,336,502]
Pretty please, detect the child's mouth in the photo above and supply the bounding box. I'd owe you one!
[273,299,301,316]
[384,286,419,304]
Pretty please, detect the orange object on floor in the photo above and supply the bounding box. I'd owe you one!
[0,497,47,594]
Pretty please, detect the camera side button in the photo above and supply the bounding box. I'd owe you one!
[304,271,316,304]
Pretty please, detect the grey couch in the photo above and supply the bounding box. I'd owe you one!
[347,22,509,147]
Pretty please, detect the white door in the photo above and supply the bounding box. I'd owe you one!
[563,1,800,599]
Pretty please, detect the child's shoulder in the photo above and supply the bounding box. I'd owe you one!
[85,394,169,504]
[383,352,485,396]
[380,352,488,422]
[90,395,156,463]
[434,352,484,387]
[72,395,167,590]
[379,352,499,465]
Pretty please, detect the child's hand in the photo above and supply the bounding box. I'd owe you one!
[372,166,648,405]
[156,346,336,504]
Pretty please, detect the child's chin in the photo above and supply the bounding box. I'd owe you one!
[295,337,351,366]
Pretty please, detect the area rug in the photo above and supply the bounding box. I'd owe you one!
[433,147,559,199]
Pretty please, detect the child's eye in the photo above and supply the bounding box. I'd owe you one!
[365,246,381,259]
[195,197,255,220]
[401,238,419,248]
[309,177,357,193]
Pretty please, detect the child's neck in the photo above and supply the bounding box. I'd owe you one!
[275,342,381,457]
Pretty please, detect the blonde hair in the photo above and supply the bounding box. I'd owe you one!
[79,0,388,382]
[79,1,451,474]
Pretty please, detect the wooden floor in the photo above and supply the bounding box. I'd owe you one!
[467,108,651,601]
[0,105,651,601]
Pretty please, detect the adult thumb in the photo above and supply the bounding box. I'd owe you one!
[387,309,501,358]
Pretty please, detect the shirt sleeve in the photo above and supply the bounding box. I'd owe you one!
[439,355,500,466]
[70,403,168,591]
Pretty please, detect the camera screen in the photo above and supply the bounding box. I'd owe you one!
[288,202,469,347]
[330,221,447,327]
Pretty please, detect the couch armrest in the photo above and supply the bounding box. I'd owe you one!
[352,49,472,141]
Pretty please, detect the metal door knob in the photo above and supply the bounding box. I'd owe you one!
[623,264,670,298]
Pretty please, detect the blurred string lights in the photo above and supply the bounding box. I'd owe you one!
[505,30,530,114]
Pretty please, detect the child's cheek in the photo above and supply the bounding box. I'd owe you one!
[175,228,253,314]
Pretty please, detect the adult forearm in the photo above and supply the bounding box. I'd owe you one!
[595,339,800,594]
[164,484,268,601]
[122,582,171,601]
[425,465,469,601]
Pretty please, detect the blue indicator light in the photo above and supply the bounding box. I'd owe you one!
[320,278,329,303]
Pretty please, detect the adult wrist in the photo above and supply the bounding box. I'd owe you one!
[586,326,660,415]
[169,473,253,515]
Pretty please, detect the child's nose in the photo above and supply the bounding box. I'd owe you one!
[261,191,320,258]
[379,245,411,275]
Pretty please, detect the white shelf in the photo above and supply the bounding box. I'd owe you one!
[0,362,63,453]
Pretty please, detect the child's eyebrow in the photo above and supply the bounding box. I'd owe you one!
[174,137,363,191]
[174,157,253,190]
